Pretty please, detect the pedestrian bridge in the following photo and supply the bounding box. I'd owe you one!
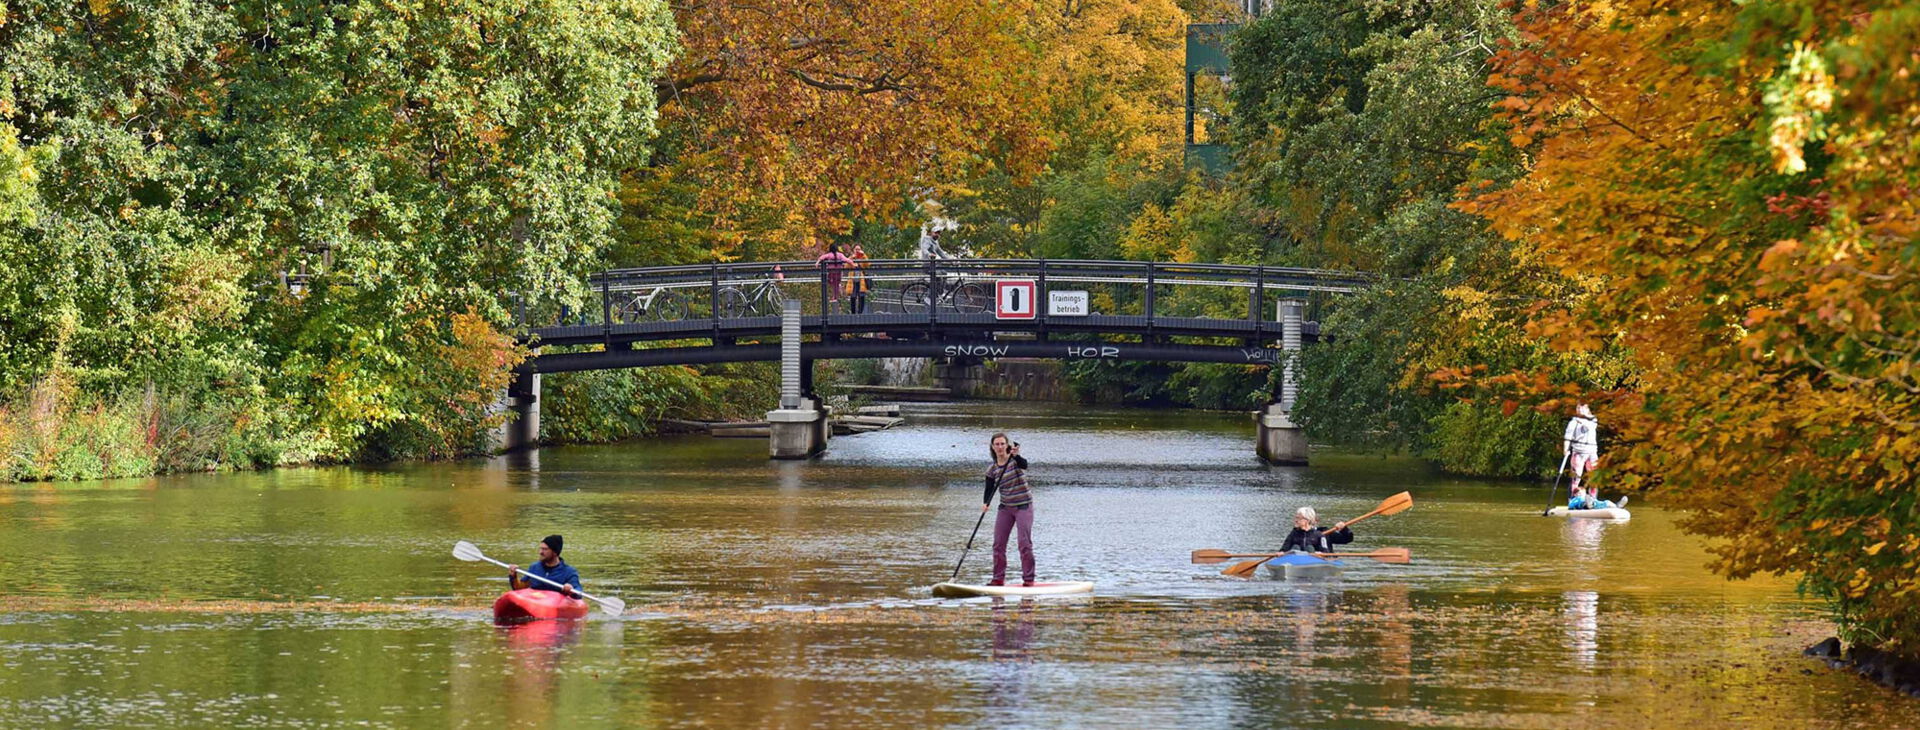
[516,258,1370,374]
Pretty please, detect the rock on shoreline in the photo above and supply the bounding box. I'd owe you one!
[1806,637,1920,697]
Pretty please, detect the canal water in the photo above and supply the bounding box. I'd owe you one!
[0,402,1912,728]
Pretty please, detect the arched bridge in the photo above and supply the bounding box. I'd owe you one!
[516,259,1370,374]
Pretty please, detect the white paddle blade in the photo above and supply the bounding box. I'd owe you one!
[597,597,626,617]
[452,541,486,562]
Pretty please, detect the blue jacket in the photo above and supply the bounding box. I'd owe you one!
[513,559,581,594]
[1569,494,1618,510]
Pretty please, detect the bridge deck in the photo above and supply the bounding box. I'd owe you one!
[514,258,1356,372]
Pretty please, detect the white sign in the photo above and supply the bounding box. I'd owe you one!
[995,279,1038,320]
[1048,290,1089,317]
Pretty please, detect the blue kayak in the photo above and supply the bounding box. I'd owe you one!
[1263,552,1344,580]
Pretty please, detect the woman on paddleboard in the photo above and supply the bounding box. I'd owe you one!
[982,433,1035,587]
[1563,404,1600,494]
[1563,404,1626,510]
[1280,507,1353,553]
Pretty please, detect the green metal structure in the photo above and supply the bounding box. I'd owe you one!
[1185,23,1237,173]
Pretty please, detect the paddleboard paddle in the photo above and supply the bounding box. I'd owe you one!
[453,540,625,617]
[1543,443,1570,517]
[950,509,989,582]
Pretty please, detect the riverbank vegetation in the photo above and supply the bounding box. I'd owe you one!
[1456,0,1920,652]
[4,0,1914,662]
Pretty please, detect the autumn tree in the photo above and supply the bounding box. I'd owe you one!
[624,0,1050,260]
[1220,0,1624,473]
[1,0,677,467]
[1466,1,1920,647]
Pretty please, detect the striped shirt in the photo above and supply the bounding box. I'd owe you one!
[984,457,1032,508]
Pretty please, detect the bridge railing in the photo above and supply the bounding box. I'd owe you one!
[528,259,1367,330]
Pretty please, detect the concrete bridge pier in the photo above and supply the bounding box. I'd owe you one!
[1257,299,1308,465]
[769,300,830,459]
[490,372,541,453]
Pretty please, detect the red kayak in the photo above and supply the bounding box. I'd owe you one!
[492,588,589,622]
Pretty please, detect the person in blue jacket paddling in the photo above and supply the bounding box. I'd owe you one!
[1281,507,1353,553]
[506,534,581,597]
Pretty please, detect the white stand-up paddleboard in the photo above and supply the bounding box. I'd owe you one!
[1547,506,1631,520]
[930,581,1094,598]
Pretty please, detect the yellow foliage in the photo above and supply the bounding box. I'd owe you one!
[1464,0,1920,648]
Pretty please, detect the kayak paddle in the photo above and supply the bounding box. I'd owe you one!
[452,540,626,617]
[1223,492,1413,577]
[1194,547,1411,565]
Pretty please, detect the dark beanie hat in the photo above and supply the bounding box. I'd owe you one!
[541,534,563,554]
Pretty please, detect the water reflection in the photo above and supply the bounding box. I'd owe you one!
[1563,590,1599,671]
[496,619,585,726]
[986,599,1038,717]
[990,598,1037,661]
[0,401,1910,727]
[1562,516,1614,558]
[1375,583,1413,703]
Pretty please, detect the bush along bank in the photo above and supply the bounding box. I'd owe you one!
[538,363,780,445]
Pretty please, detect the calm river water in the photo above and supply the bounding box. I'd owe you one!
[0,402,1913,728]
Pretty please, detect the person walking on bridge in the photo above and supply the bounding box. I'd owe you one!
[982,433,1036,587]
[848,244,871,314]
[817,242,852,313]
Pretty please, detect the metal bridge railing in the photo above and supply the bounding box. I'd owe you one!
[521,258,1369,335]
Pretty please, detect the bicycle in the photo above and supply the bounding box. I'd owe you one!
[898,276,990,314]
[718,275,786,318]
[614,285,689,323]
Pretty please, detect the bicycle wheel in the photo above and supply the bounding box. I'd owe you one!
[953,283,990,314]
[900,282,932,313]
[719,288,751,318]
[647,290,688,322]
[755,285,787,317]
[617,296,646,323]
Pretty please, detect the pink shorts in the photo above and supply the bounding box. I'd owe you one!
[1569,453,1598,474]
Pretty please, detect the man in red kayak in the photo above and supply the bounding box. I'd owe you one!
[506,535,581,597]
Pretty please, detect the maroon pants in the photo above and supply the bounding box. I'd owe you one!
[992,504,1035,583]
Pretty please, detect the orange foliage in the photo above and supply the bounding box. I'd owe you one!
[1462,1,1920,646]
[655,0,1051,246]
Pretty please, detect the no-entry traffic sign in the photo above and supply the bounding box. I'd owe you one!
[996,279,1038,320]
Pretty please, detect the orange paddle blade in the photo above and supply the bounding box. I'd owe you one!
[1191,549,1234,563]
[1222,555,1277,577]
[1374,491,1414,517]
[1313,548,1412,564]
[1192,549,1283,564]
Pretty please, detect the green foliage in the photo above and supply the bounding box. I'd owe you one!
[1226,0,1624,476]
[0,0,680,479]
[541,363,778,444]
[1166,363,1267,411]
[1062,359,1176,406]
[840,359,886,387]
[1423,399,1560,478]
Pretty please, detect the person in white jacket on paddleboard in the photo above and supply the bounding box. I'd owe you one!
[1563,405,1625,510]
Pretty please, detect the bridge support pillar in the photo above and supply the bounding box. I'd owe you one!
[490,372,541,453]
[934,358,985,399]
[1257,403,1308,465]
[769,300,829,459]
[1258,299,1307,465]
